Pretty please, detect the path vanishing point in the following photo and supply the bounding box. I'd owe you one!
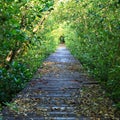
[2,45,118,120]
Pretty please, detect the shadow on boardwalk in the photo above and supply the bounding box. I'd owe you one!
[1,45,119,119]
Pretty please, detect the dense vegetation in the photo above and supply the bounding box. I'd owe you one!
[50,0,120,108]
[66,0,120,109]
[0,0,59,106]
[0,0,120,111]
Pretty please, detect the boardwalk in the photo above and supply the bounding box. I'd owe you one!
[2,45,118,120]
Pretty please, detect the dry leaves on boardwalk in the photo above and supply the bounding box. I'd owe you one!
[76,84,120,119]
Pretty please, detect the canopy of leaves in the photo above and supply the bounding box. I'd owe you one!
[0,0,120,111]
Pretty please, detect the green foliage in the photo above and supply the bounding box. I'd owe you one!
[0,0,58,105]
[0,62,30,102]
[0,0,120,111]
[50,0,120,108]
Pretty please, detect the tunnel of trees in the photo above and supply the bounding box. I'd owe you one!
[0,0,120,111]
